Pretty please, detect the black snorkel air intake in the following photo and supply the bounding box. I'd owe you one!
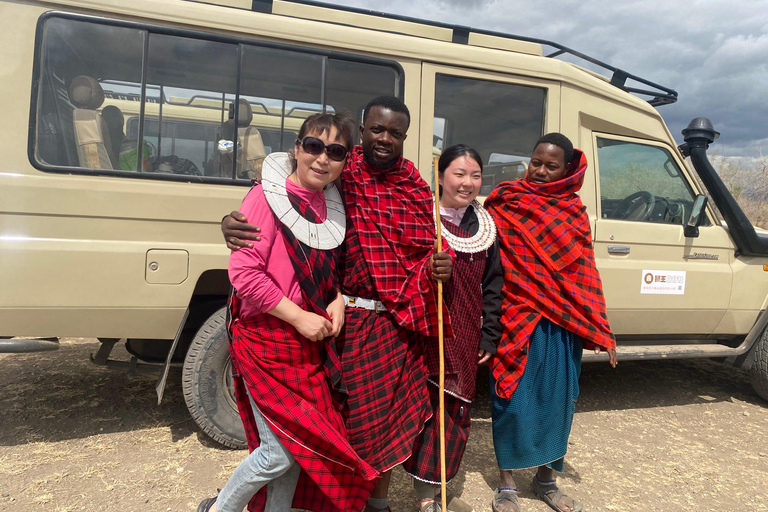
[679,118,768,257]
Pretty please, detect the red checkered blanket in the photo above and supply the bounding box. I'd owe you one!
[423,219,485,401]
[342,146,451,337]
[484,149,616,400]
[230,313,378,512]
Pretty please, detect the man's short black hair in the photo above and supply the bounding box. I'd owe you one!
[363,96,410,127]
[533,132,574,165]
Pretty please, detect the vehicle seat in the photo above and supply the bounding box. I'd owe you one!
[68,76,116,170]
[235,100,267,180]
[220,99,266,180]
[100,105,125,169]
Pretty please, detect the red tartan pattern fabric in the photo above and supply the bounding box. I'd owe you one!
[342,146,452,338]
[229,313,378,512]
[484,149,616,400]
[281,190,344,396]
[422,219,486,401]
[336,225,433,471]
[402,382,471,483]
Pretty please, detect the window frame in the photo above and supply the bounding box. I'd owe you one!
[28,11,404,185]
[592,132,715,226]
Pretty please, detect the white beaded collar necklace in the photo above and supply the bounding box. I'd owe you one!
[438,200,496,254]
[261,152,346,250]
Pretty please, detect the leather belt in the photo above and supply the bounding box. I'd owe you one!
[343,295,386,312]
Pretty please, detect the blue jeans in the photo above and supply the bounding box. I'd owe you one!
[215,390,300,512]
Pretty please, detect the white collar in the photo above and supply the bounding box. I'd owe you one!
[437,200,496,253]
[261,153,345,250]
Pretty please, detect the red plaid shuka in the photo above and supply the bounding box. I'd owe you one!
[402,383,471,483]
[280,191,344,397]
[484,149,616,400]
[423,219,486,401]
[335,146,450,471]
[342,146,452,338]
[229,188,377,512]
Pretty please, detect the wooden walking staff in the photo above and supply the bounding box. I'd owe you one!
[433,155,448,508]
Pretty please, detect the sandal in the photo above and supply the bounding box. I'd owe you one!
[531,476,583,512]
[442,492,475,512]
[491,488,520,512]
[419,500,442,512]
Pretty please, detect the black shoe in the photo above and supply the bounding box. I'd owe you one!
[197,497,217,512]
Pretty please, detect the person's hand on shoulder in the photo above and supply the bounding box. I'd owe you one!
[222,210,261,250]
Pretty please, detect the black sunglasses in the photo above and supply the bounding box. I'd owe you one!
[298,136,348,162]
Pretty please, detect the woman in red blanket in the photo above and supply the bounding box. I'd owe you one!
[197,113,377,512]
[484,133,617,512]
[402,145,503,512]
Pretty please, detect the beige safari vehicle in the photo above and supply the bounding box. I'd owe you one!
[2,0,768,448]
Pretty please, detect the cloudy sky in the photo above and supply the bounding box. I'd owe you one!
[328,0,768,159]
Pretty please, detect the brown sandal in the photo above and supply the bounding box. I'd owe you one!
[531,476,583,512]
[491,488,520,512]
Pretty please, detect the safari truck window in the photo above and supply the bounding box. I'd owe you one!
[596,137,710,226]
[432,74,545,195]
[32,15,399,183]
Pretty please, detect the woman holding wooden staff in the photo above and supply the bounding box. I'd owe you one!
[403,145,503,512]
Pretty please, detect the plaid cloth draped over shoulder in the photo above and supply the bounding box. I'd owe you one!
[484,149,616,400]
[342,146,452,337]
[280,191,344,397]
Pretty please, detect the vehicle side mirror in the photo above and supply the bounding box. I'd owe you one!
[684,194,708,238]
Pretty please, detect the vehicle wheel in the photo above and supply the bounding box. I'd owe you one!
[182,306,247,449]
[749,325,768,401]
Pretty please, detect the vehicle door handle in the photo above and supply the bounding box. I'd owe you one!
[607,245,631,255]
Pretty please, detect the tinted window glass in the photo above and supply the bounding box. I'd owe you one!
[433,74,545,194]
[144,34,237,177]
[33,16,401,183]
[35,17,144,169]
[237,46,324,180]
[597,138,708,225]
[326,59,399,143]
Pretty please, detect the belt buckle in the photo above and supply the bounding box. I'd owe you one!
[348,297,356,306]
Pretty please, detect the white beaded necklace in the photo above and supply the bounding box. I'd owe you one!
[438,199,496,254]
[261,152,346,250]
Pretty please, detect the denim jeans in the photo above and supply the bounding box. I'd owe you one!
[215,390,300,512]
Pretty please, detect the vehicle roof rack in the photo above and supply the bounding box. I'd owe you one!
[245,0,677,107]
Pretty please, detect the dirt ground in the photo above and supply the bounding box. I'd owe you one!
[1,338,767,512]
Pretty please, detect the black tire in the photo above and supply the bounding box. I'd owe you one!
[182,306,247,449]
[750,325,768,401]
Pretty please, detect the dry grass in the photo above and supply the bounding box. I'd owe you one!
[712,153,768,228]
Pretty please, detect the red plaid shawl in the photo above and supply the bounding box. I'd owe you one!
[230,315,377,512]
[484,149,616,400]
[342,146,451,337]
[281,191,344,397]
[423,219,485,401]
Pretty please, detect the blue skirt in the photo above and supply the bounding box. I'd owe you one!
[491,317,582,472]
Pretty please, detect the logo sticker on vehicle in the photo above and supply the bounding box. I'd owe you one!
[640,270,686,295]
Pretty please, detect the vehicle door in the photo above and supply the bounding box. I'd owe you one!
[591,134,735,337]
